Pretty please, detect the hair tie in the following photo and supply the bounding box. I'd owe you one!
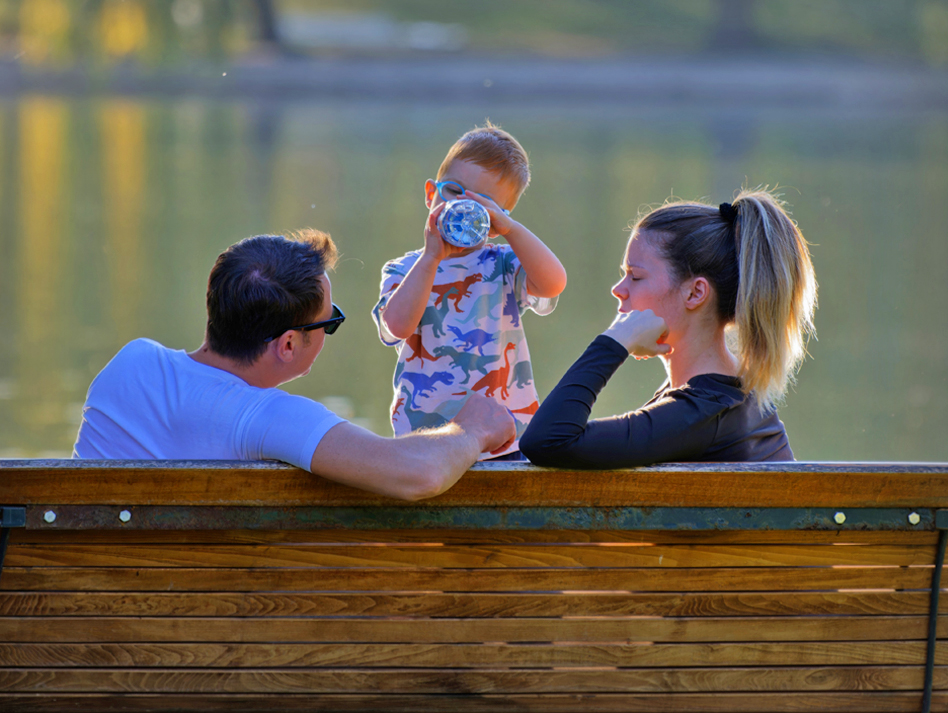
[719,202,738,224]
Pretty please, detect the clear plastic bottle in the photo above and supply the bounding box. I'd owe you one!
[437,199,490,248]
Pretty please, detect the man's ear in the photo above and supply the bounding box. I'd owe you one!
[683,276,712,311]
[273,331,298,363]
[424,179,437,209]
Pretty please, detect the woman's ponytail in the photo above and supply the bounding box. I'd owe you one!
[731,189,817,411]
[636,188,817,411]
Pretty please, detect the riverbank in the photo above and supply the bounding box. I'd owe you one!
[0,54,945,115]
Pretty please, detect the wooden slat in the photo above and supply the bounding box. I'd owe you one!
[0,590,936,618]
[3,460,947,508]
[11,528,939,546]
[5,543,933,568]
[0,666,945,694]
[0,692,944,712]
[1,616,944,643]
[2,565,935,592]
[0,641,943,668]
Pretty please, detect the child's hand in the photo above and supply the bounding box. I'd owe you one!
[457,190,514,238]
[603,310,672,359]
[423,202,472,262]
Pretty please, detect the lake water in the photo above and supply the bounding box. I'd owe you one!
[1,88,946,460]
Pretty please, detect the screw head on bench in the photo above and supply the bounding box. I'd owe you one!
[908,512,921,525]
[119,510,132,523]
[834,511,846,525]
[43,510,56,523]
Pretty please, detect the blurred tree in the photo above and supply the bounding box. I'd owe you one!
[19,0,72,64]
[253,0,278,47]
[99,0,148,60]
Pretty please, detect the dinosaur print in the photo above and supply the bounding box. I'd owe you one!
[433,345,501,385]
[391,394,406,422]
[396,389,450,430]
[402,371,455,408]
[402,400,449,430]
[477,246,499,266]
[471,343,516,400]
[483,249,512,283]
[459,291,500,325]
[375,245,555,443]
[446,326,497,356]
[432,273,482,312]
[503,290,521,328]
[510,400,539,415]
[405,334,442,366]
[418,287,456,338]
[508,360,533,389]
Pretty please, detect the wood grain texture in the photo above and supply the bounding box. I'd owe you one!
[0,666,944,694]
[0,641,942,668]
[1,565,936,593]
[0,616,943,643]
[2,460,947,507]
[5,543,934,568]
[0,692,944,712]
[0,590,937,618]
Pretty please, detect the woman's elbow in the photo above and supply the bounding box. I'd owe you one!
[519,430,552,466]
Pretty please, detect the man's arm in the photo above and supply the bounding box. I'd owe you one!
[309,393,516,500]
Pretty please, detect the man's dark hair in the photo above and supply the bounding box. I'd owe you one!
[206,229,338,365]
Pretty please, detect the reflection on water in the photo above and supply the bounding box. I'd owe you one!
[0,96,945,460]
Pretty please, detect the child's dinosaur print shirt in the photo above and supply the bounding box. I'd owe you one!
[372,244,556,458]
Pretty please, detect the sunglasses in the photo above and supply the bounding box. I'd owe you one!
[263,304,346,343]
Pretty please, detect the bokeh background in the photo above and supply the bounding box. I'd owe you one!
[0,0,946,460]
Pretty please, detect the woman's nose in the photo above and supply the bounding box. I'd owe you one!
[611,279,626,300]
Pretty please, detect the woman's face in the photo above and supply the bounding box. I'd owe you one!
[611,231,682,322]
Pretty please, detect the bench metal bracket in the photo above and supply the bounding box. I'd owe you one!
[922,510,947,713]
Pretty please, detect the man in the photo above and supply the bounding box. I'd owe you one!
[73,230,516,501]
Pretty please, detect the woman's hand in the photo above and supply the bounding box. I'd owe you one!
[603,310,672,359]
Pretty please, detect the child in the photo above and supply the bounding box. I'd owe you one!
[372,123,567,459]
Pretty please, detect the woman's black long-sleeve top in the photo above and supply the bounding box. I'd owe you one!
[519,335,793,469]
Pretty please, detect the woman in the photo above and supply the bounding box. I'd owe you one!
[519,188,817,468]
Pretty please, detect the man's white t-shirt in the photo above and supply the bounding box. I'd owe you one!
[73,339,345,470]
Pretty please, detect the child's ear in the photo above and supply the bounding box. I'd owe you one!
[424,180,437,209]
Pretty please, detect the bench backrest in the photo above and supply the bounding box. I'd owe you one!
[1,460,946,712]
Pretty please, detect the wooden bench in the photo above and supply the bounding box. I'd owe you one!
[0,460,946,712]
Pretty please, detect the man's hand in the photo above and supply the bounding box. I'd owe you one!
[603,310,673,359]
[452,392,517,455]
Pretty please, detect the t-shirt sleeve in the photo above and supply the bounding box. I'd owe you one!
[241,391,347,471]
[519,335,719,469]
[371,254,418,346]
[509,249,557,317]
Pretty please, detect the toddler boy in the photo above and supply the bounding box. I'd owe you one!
[373,124,567,458]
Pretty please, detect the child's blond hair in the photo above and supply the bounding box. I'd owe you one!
[437,122,531,198]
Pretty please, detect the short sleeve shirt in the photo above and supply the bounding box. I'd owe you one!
[372,244,555,457]
[73,339,345,470]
